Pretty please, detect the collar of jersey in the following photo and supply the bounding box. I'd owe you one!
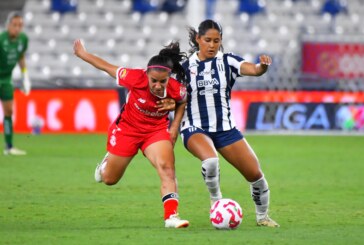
[150,88,167,99]
[5,31,20,42]
[193,51,223,63]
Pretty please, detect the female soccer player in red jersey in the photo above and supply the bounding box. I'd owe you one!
[180,20,279,227]
[73,39,189,228]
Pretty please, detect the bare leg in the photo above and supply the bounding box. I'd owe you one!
[218,138,262,182]
[144,140,176,196]
[144,140,189,227]
[218,138,279,226]
[98,152,133,185]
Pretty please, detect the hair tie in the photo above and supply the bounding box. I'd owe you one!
[147,65,171,72]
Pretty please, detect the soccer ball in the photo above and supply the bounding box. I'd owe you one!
[210,198,243,230]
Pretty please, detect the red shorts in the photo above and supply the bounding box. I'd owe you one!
[106,121,171,157]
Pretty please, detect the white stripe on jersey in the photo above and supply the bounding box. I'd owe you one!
[227,55,244,73]
[204,61,218,130]
[216,56,231,131]
[188,63,202,129]
[181,51,245,133]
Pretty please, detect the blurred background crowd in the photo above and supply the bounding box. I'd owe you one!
[1,0,362,92]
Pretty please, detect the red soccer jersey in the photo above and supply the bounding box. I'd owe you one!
[115,67,186,133]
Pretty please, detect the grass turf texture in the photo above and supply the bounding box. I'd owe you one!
[1,134,364,244]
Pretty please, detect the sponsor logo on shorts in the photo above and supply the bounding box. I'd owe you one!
[110,135,116,147]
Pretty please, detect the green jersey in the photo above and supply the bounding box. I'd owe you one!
[0,31,28,78]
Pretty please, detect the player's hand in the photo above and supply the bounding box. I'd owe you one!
[73,39,87,58]
[259,55,272,67]
[156,98,176,112]
[21,70,31,96]
[169,127,179,146]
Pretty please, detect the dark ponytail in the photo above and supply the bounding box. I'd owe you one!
[188,19,224,56]
[147,41,187,84]
[188,27,199,56]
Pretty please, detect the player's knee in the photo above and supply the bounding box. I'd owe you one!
[102,175,119,185]
[202,157,219,175]
[160,167,176,183]
[162,169,176,181]
[103,179,117,186]
[4,109,13,117]
[158,159,175,171]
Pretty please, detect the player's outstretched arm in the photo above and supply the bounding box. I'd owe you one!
[73,39,118,78]
[240,54,272,76]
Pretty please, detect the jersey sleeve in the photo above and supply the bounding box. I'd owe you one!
[167,78,187,103]
[226,53,245,77]
[115,67,145,90]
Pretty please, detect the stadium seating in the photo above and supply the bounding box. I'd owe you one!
[5,0,362,90]
[321,0,348,16]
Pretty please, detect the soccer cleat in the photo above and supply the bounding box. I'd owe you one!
[94,163,102,183]
[95,153,109,183]
[3,147,27,156]
[165,214,189,228]
[257,216,280,227]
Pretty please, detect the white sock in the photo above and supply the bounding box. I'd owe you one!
[201,158,222,201]
[250,175,270,220]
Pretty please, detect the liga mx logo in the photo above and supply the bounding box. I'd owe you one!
[336,105,364,130]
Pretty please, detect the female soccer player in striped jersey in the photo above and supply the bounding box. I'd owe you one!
[179,19,279,227]
[73,39,189,228]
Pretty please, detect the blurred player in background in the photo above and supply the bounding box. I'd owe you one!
[73,39,189,228]
[180,19,279,227]
[0,11,31,155]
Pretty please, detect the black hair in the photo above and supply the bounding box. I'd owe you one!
[6,11,23,26]
[147,41,187,84]
[187,19,224,56]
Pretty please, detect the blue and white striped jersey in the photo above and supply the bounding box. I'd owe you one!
[181,51,245,132]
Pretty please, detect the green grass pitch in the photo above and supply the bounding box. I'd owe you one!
[1,134,364,244]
